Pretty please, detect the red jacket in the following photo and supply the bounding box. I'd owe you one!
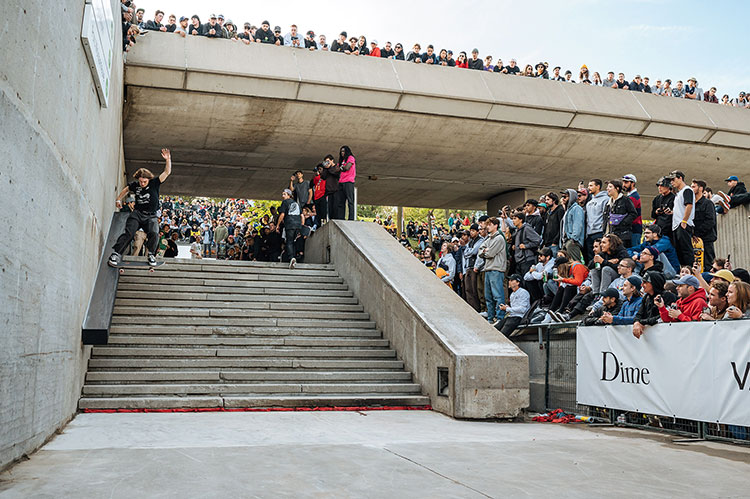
[369,47,381,57]
[560,262,589,286]
[659,288,707,322]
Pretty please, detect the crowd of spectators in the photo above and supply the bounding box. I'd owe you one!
[388,173,750,337]
[119,2,750,109]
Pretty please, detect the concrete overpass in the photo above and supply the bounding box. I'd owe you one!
[124,32,750,209]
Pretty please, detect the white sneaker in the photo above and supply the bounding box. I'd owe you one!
[479,311,488,318]
[108,252,121,267]
[289,257,297,270]
[147,254,157,267]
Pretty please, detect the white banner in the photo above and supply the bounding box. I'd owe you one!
[577,322,750,426]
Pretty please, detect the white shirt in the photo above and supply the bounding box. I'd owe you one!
[672,184,695,230]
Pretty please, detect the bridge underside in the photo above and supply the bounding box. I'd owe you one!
[124,85,745,208]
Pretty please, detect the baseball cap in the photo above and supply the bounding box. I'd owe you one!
[307,30,315,36]
[508,274,523,282]
[725,175,739,182]
[282,189,293,196]
[626,275,643,288]
[447,50,453,55]
[340,31,347,37]
[538,202,548,208]
[656,177,671,187]
[671,275,700,288]
[643,246,660,258]
[710,269,736,283]
[577,189,588,196]
[472,48,479,53]
[602,288,620,299]
[218,14,224,19]
[209,13,217,18]
[621,174,637,183]
[371,39,378,45]
[665,170,684,179]
[470,223,479,231]
[274,26,281,32]
[688,77,697,82]
[179,16,188,22]
[262,20,270,25]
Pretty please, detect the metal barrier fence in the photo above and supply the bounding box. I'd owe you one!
[512,323,750,444]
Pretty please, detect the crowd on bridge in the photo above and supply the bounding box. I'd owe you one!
[119,1,750,109]
[393,173,750,337]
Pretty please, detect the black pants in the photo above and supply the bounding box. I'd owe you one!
[283,228,300,262]
[703,240,716,270]
[673,225,694,266]
[113,211,159,255]
[314,196,327,221]
[584,232,603,263]
[327,192,341,220]
[550,286,578,313]
[495,316,523,337]
[339,182,355,220]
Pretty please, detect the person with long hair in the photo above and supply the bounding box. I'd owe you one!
[590,234,629,296]
[356,35,369,55]
[337,145,357,220]
[724,281,750,319]
[579,65,590,83]
[523,64,534,77]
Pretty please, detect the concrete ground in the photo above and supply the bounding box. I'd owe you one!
[1,411,748,498]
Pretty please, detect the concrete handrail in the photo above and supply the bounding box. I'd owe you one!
[306,220,529,419]
[124,32,750,149]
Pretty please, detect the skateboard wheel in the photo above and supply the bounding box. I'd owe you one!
[119,269,125,275]
[149,268,155,273]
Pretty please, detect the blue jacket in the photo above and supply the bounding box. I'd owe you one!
[611,295,644,325]
[563,202,585,246]
[628,236,680,272]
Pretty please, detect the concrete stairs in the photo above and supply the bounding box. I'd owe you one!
[79,258,429,410]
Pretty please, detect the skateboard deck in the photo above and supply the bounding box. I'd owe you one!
[114,261,165,274]
[692,236,705,273]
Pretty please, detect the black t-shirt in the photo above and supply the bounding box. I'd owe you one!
[380,48,395,58]
[128,177,161,214]
[280,198,302,229]
[468,58,483,70]
[421,52,437,64]
[505,65,521,75]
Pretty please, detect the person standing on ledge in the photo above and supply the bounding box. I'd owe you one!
[108,148,172,267]
[337,145,357,220]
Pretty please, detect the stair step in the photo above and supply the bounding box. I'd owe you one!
[118,269,344,283]
[114,299,364,312]
[91,347,397,358]
[85,371,413,383]
[87,359,406,369]
[109,317,377,328]
[111,307,370,320]
[82,383,422,396]
[117,283,354,296]
[108,326,381,337]
[107,336,390,347]
[115,290,359,304]
[122,257,334,271]
[121,264,339,277]
[79,394,431,410]
[118,276,348,290]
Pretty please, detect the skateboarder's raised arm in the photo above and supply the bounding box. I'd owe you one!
[114,185,131,209]
[158,148,172,183]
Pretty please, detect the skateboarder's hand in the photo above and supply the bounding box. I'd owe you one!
[116,199,122,209]
[161,148,171,160]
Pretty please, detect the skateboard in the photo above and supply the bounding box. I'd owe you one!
[692,236,704,273]
[114,261,165,275]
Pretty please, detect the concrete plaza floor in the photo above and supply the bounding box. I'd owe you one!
[1,411,748,498]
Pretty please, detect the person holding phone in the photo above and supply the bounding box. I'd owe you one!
[657,275,707,322]
[632,271,667,339]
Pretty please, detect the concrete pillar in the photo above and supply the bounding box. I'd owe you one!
[487,189,527,218]
[396,206,403,235]
[354,187,358,220]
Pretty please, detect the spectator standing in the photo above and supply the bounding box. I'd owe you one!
[406,44,422,63]
[561,189,585,263]
[672,80,686,98]
[585,179,610,261]
[369,40,381,57]
[603,179,637,245]
[144,10,167,32]
[628,75,644,92]
[436,242,456,286]
[337,146,357,220]
[602,71,616,88]
[691,179,717,267]
[468,49,483,70]
[274,27,284,46]
[614,73,629,89]
[621,174,642,247]
[511,212,542,276]
[668,171,695,266]
[304,30,317,49]
[456,52,468,68]
[393,43,405,60]
[658,275,707,322]
[496,275,530,337]
[461,224,483,311]
[321,154,340,220]
[238,23,253,43]
[284,25,304,48]
[330,32,348,53]
[203,14,221,38]
[290,170,312,208]
[380,42,394,59]
[189,15,202,36]
[543,192,563,255]
[684,77,702,100]
[523,200,544,236]
[651,177,675,240]
[704,87,719,103]
[311,164,327,222]
[731,91,748,108]
[478,217,507,325]
[254,21,275,44]
[318,34,328,50]
[421,45,437,65]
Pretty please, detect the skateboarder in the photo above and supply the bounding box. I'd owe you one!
[108,148,172,267]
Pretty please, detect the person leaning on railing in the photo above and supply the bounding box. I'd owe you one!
[632,271,667,339]
[723,281,750,319]
[700,281,729,321]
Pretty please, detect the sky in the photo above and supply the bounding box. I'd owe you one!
[133,0,750,97]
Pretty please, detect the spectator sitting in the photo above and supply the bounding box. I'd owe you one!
[637,246,665,275]
[700,281,729,321]
[599,276,643,325]
[524,247,556,304]
[549,255,589,313]
[658,275,707,322]
[590,234,629,297]
[715,175,748,213]
[495,274,530,337]
[589,257,637,313]
[723,281,750,319]
[581,288,621,326]
[628,224,679,272]
[632,271,667,339]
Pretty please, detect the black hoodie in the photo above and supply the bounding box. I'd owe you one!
[729,181,747,197]
[634,271,666,326]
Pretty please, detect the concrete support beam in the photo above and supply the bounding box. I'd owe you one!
[306,221,529,419]
[487,189,528,218]
[396,207,403,235]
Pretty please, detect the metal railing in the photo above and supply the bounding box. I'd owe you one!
[511,322,750,445]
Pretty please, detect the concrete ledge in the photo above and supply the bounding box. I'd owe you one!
[307,221,529,419]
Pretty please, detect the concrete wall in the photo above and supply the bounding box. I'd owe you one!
[307,221,529,419]
[0,1,124,470]
[716,205,750,270]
